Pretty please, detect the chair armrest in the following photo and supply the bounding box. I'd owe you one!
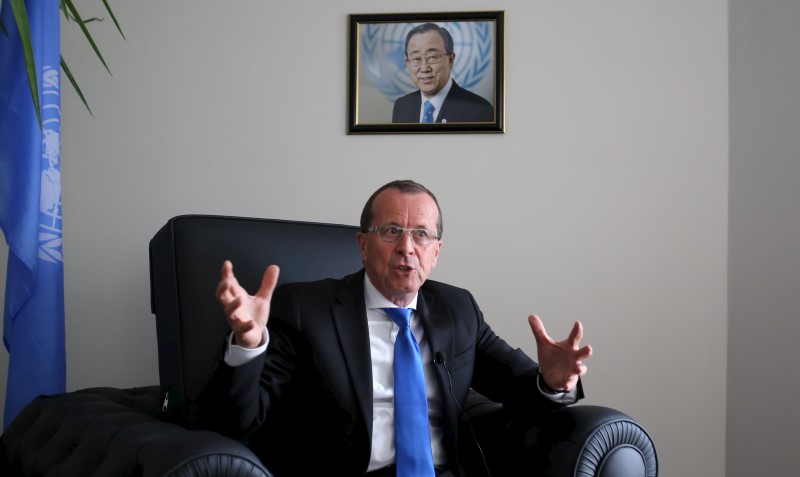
[1,387,272,477]
[463,391,658,477]
[529,405,658,477]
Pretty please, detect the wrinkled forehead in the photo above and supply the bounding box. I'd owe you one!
[372,190,439,229]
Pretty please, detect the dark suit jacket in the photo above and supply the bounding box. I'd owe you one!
[204,270,579,476]
[392,80,494,124]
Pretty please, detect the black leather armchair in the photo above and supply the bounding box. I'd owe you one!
[1,215,657,476]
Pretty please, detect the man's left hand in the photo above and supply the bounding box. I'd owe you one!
[528,314,592,392]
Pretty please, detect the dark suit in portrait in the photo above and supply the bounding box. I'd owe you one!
[392,81,494,124]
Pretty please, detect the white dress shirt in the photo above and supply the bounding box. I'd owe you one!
[362,278,445,471]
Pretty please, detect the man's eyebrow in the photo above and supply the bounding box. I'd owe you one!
[408,47,445,56]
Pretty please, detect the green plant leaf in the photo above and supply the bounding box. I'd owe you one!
[101,0,125,40]
[59,0,69,22]
[4,0,124,120]
[61,55,93,116]
[9,0,42,128]
[63,0,112,75]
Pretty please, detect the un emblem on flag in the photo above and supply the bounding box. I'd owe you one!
[360,21,495,102]
[39,66,63,264]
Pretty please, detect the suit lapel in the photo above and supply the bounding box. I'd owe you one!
[418,286,462,467]
[330,272,374,439]
[416,289,453,362]
[437,81,464,124]
[402,94,423,123]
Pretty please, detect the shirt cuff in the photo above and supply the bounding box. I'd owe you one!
[224,328,269,367]
[537,371,578,403]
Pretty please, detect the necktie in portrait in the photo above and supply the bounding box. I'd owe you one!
[422,101,435,123]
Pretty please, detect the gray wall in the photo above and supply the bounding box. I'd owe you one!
[727,1,800,476]
[1,1,745,475]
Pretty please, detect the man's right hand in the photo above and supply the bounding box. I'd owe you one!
[216,260,280,349]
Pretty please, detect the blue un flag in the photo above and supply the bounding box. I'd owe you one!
[0,0,66,429]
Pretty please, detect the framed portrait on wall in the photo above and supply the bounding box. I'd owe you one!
[347,11,505,134]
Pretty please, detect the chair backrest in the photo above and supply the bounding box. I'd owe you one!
[149,215,363,424]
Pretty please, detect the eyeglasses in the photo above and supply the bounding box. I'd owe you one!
[366,225,440,245]
[405,53,449,68]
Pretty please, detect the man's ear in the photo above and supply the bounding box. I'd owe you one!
[431,240,442,268]
[356,232,368,263]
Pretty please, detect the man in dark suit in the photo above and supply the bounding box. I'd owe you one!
[209,180,592,476]
[392,23,494,124]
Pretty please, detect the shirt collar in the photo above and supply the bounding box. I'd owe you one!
[364,274,418,311]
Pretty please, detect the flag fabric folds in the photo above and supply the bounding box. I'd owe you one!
[0,0,66,430]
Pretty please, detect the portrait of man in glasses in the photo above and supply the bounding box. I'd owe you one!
[392,23,495,124]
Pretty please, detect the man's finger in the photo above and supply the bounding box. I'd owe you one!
[224,296,244,322]
[256,265,280,299]
[229,313,258,338]
[567,321,584,348]
[217,261,241,304]
[528,314,551,346]
[576,344,593,361]
[221,260,234,279]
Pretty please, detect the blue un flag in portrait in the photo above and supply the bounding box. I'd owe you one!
[0,0,66,430]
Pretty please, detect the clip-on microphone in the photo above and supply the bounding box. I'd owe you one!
[434,351,494,477]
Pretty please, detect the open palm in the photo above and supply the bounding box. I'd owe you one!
[529,314,592,392]
[216,261,280,348]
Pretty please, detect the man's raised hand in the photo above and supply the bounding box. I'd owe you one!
[528,314,592,392]
[216,260,280,349]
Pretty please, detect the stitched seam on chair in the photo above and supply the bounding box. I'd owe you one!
[572,419,657,477]
[163,452,269,477]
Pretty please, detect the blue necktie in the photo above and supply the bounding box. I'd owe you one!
[383,307,435,477]
[422,100,435,123]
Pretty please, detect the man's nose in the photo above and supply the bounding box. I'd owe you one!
[395,231,416,252]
